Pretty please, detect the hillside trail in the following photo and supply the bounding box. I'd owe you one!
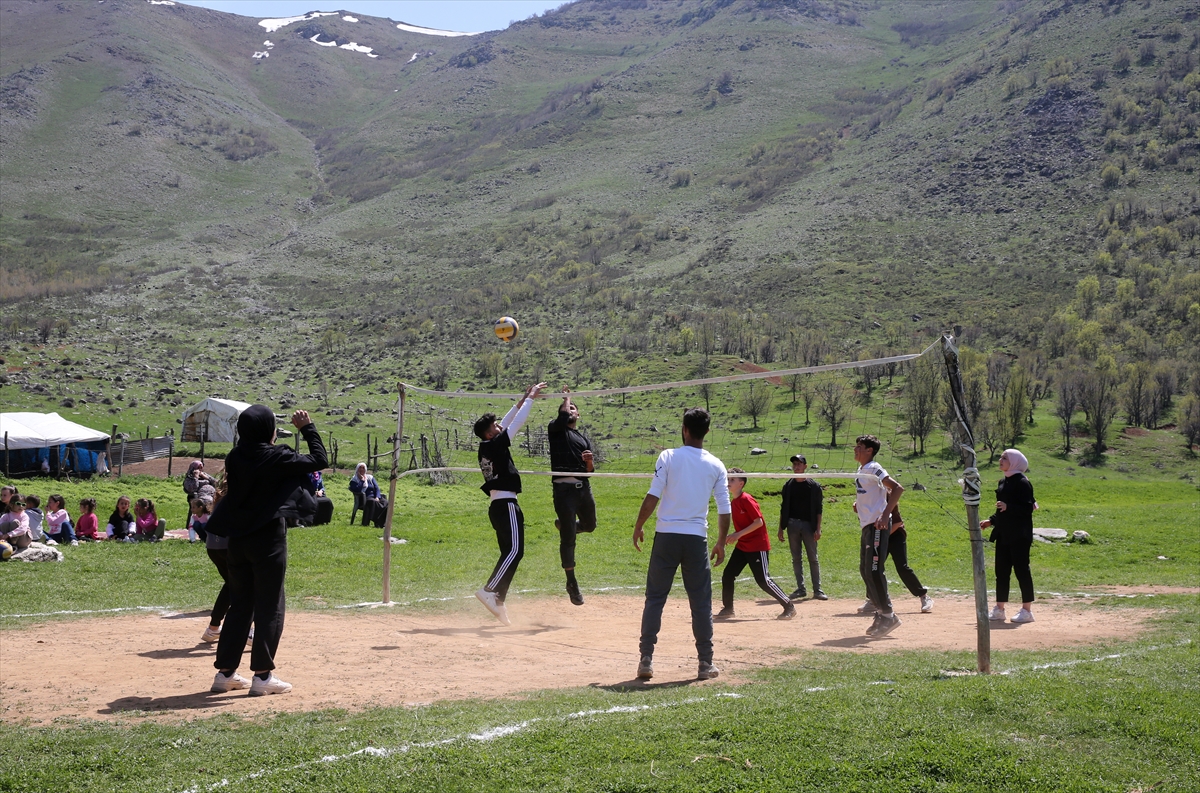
[4,594,1159,725]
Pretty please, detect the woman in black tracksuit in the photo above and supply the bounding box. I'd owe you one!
[980,448,1037,624]
[204,405,327,696]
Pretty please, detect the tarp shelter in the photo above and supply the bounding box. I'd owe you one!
[181,398,253,444]
[0,412,111,476]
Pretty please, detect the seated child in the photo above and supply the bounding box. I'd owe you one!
[23,494,46,542]
[134,498,165,542]
[44,494,77,546]
[0,495,33,554]
[188,498,210,543]
[107,495,136,542]
[75,498,100,541]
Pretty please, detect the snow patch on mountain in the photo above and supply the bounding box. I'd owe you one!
[259,11,337,33]
[395,22,480,37]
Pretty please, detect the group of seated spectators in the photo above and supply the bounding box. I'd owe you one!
[0,483,167,557]
[0,458,383,559]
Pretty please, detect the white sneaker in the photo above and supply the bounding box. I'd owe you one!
[920,594,934,613]
[857,599,877,615]
[211,671,250,693]
[249,673,292,696]
[1011,608,1035,624]
[246,627,255,647]
[697,661,720,680]
[475,588,511,625]
[45,538,59,546]
[989,605,1006,622]
[70,540,80,546]
[201,625,221,643]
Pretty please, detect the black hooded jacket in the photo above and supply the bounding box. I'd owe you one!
[205,405,328,538]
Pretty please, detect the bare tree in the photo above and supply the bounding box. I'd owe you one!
[737,381,774,429]
[903,357,941,454]
[37,318,53,344]
[1079,367,1120,452]
[431,358,451,391]
[1054,370,1080,453]
[816,380,850,447]
[999,366,1030,446]
[1122,363,1151,428]
[478,351,505,388]
[1179,394,1200,452]
[799,380,815,426]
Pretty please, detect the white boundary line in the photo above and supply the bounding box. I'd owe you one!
[170,637,1191,792]
[173,693,744,793]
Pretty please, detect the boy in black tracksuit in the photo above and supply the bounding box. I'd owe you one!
[778,453,826,601]
[548,388,596,606]
[474,381,547,626]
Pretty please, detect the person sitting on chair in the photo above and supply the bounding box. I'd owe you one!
[349,463,387,528]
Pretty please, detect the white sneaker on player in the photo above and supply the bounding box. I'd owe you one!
[697,661,720,680]
[989,605,1006,622]
[920,594,934,613]
[475,588,511,625]
[211,671,250,693]
[857,599,877,615]
[249,673,292,696]
[1010,608,1035,624]
[201,625,221,643]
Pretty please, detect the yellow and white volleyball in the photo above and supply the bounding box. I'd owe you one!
[494,316,519,343]
[0,541,12,561]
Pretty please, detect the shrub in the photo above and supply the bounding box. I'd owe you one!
[670,169,691,187]
[1101,163,1122,187]
[1113,46,1132,73]
[1138,40,1156,66]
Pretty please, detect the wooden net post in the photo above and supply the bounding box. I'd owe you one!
[941,333,990,674]
[380,384,406,605]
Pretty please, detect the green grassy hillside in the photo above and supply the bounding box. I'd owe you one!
[1,0,1197,451]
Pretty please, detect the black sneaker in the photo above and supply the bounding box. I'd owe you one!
[813,591,829,601]
[790,589,807,600]
[779,603,797,620]
[715,607,735,619]
[566,579,584,606]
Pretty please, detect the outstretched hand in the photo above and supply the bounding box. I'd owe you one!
[291,410,311,429]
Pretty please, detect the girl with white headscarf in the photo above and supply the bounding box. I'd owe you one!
[980,448,1037,623]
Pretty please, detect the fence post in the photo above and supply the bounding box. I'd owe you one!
[167,431,174,477]
[3,431,8,477]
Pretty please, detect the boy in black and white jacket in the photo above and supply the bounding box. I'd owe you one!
[473,381,547,625]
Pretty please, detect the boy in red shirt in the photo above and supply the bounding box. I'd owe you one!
[717,468,795,619]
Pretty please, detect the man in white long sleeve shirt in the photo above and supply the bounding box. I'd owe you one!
[631,408,731,681]
[473,382,547,625]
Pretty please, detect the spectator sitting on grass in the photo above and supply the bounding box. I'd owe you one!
[75,498,100,541]
[106,495,136,542]
[45,494,78,546]
[0,485,18,517]
[134,498,166,542]
[0,495,33,554]
[23,494,46,542]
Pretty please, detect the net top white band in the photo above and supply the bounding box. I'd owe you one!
[401,343,939,400]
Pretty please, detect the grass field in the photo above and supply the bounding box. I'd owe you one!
[2,399,1197,792]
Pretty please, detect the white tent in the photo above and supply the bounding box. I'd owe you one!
[0,412,111,449]
[180,398,253,443]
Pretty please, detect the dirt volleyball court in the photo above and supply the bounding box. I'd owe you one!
[3,592,1165,725]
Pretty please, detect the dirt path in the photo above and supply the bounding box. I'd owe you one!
[4,594,1157,725]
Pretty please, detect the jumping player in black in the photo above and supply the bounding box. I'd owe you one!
[548,387,597,606]
[473,381,547,625]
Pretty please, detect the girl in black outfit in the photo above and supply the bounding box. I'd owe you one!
[205,405,326,696]
[980,448,1037,624]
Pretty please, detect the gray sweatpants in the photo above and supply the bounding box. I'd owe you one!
[638,532,713,663]
[786,518,821,594]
